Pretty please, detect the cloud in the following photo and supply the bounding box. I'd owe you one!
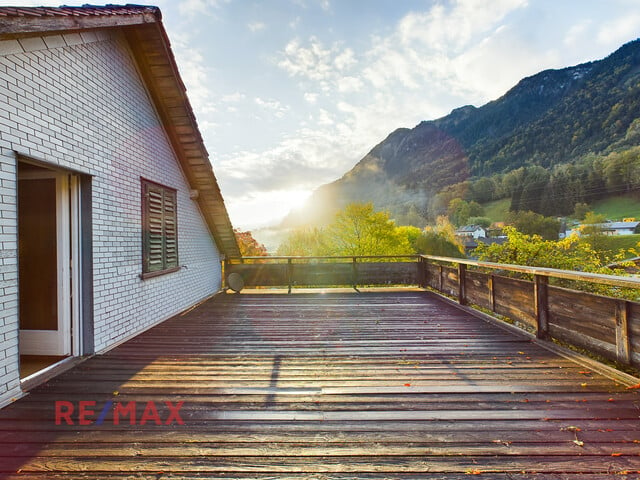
[170,35,219,114]
[304,92,319,103]
[255,97,290,118]
[221,92,246,103]
[177,0,230,17]
[596,13,640,46]
[317,109,334,126]
[248,21,266,32]
[279,37,340,82]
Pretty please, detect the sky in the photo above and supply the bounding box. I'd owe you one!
[3,1,640,232]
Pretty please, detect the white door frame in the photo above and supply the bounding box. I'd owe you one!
[18,168,81,356]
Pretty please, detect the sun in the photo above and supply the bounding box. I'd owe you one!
[228,188,313,230]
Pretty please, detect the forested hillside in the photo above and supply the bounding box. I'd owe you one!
[284,39,640,227]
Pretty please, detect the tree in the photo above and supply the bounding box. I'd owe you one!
[603,147,640,193]
[580,211,613,262]
[467,216,492,229]
[475,226,640,299]
[475,227,600,270]
[325,203,413,256]
[506,210,561,240]
[415,216,465,258]
[573,202,590,220]
[470,177,496,203]
[234,229,268,256]
[395,204,427,227]
[396,225,422,252]
[277,203,415,256]
[447,199,484,226]
[276,227,327,256]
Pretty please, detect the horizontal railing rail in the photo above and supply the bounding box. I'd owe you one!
[224,254,640,369]
[421,255,640,289]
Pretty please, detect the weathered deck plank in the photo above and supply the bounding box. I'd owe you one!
[0,290,639,478]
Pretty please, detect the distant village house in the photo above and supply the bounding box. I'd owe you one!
[455,225,487,239]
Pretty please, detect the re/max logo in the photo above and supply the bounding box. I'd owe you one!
[55,400,184,425]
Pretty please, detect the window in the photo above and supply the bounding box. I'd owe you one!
[141,179,178,278]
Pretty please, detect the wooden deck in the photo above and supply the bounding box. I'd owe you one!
[1,290,640,479]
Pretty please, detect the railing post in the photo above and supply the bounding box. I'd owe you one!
[534,275,549,340]
[438,264,443,293]
[488,274,496,312]
[418,256,426,288]
[457,263,467,305]
[615,299,631,365]
[287,258,293,294]
[352,257,360,292]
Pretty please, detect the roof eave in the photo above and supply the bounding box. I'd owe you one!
[124,21,241,258]
[0,10,159,38]
[0,5,241,258]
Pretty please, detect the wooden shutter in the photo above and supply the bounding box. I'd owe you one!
[163,188,178,269]
[142,180,178,275]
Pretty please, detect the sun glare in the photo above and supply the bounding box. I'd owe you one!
[229,188,312,229]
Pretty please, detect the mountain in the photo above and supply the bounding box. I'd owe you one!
[284,38,640,226]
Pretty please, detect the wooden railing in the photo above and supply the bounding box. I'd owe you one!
[224,255,421,292]
[224,255,640,368]
[421,255,640,368]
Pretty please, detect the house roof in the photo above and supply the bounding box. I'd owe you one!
[456,225,485,233]
[599,221,640,230]
[0,4,241,258]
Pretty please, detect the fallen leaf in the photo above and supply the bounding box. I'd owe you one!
[611,452,623,457]
[580,383,588,387]
[573,440,584,447]
[404,383,411,387]
[626,383,640,389]
[563,426,582,432]
[579,371,591,375]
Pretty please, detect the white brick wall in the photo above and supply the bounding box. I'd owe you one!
[0,31,223,405]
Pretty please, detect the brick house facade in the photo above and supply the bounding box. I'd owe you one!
[0,6,239,407]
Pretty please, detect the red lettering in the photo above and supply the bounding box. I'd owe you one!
[164,401,184,425]
[140,401,161,425]
[113,401,136,425]
[78,401,95,425]
[55,401,74,425]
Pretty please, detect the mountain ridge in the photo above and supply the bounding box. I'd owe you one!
[283,38,640,227]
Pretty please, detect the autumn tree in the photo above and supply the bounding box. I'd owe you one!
[234,229,268,257]
[505,210,560,240]
[415,216,465,258]
[276,227,328,256]
[326,203,412,256]
[447,199,483,226]
[277,203,415,256]
[475,227,639,299]
[579,211,614,262]
[475,226,631,273]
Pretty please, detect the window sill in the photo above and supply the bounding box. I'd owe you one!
[140,266,181,280]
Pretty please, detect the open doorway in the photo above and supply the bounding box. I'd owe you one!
[17,161,82,379]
